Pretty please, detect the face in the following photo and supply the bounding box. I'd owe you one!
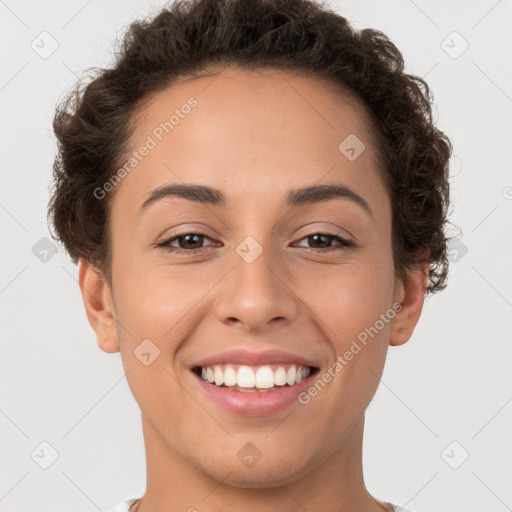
[81,66,426,489]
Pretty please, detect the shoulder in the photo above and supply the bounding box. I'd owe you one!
[107,498,139,512]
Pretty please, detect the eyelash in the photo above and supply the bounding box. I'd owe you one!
[156,232,354,255]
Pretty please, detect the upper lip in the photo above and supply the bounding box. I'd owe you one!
[190,349,320,369]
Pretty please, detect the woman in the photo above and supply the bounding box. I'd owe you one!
[48,0,453,510]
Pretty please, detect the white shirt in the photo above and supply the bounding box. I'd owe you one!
[108,498,138,512]
[108,498,415,511]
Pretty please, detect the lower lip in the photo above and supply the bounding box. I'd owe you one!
[192,370,318,416]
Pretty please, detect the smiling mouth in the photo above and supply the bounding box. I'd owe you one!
[192,363,320,392]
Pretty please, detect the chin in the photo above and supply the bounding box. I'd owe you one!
[214,470,300,489]
[198,453,311,489]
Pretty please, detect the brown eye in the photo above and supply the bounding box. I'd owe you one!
[293,233,353,252]
[157,233,217,254]
[174,233,205,250]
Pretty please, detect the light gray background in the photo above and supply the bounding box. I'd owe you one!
[1,0,511,511]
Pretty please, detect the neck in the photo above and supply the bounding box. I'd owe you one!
[134,412,389,512]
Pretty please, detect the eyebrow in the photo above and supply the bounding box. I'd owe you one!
[138,182,373,218]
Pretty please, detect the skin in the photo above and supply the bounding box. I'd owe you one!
[79,66,428,512]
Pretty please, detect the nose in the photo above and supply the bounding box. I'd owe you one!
[214,241,299,333]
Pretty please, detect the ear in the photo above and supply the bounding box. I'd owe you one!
[389,256,430,347]
[78,258,120,353]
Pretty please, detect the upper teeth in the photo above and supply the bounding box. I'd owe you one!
[200,364,311,389]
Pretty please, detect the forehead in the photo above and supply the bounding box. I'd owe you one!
[114,65,388,217]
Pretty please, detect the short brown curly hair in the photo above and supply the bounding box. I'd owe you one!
[48,0,453,294]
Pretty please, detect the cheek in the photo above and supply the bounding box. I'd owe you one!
[305,254,394,384]
[111,235,205,321]
[304,253,394,329]
[116,267,205,341]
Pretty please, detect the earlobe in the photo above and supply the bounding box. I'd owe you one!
[78,259,120,353]
[389,260,429,347]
